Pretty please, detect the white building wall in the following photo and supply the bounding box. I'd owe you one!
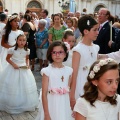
[1,0,120,17]
[77,0,120,17]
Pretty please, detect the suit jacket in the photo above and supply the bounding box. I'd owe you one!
[111,30,120,52]
[94,22,115,54]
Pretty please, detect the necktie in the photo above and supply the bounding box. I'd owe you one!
[99,25,102,31]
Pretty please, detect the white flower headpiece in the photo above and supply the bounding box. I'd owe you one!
[87,20,90,26]
[9,15,18,21]
[89,58,116,79]
[64,42,70,52]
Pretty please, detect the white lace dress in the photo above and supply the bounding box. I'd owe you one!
[0,30,24,70]
[72,42,99,99]
[36,64,73,120]
[0,47,39,114]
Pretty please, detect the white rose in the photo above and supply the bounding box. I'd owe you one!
[89,71,95,79]
[99,60,105,66]
[93,65,100,73]
[107,58,114,62]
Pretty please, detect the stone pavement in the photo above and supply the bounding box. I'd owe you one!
[32,63,42,94]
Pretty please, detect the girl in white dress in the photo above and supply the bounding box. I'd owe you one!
[63,29,76,67]
[0,13,7,53]
[70,15,99,110]
[74,58,120,120]
[0,15,23,70]
[0,34,39,114]
[36,41,73,120]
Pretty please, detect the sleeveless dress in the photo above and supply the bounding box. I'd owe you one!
[0,30,24,70]
[22,23,36,59]
[35,64,73,120]
[72,42,99,99]
[0,47,39,114]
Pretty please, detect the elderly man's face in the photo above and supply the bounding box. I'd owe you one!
[98,9,108,24]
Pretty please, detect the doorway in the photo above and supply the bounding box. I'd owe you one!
[27,1,42,18]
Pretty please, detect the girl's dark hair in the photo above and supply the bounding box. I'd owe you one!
[63,30,74,39]
[82,60,119,106]
[25,10,32,14]
[47,41,68,63]
[4,16,18,43]
[52,14,61,23]
[43,9,49,16]
[78,15,98,36]
[14,34,28,51]
[24,14,31,22]
[0,13,7,21]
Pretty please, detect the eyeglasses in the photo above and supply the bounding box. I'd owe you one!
[98,13,107,16]
[51,51,65,56]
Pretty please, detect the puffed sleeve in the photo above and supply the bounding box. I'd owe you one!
[66,66,73,76]
[48,27,54,34]
[116,95,120,111]
[95,44,100,53]
[19,30,24,35]
[26,49,30,55]
[74,98,88,117]
[8,47,14,54]
[41,67,50,77]
[72,44,81,54]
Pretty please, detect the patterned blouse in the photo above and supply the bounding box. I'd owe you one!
[48,26,67,41]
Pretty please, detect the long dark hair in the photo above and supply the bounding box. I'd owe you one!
[4,16,18,43]
[14,34,28,51]
[82,59,119,106]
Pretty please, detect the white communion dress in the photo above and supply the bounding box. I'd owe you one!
[74,95,120,120]
[63,49,73,68]
[72,42,99,99]
[0,30,23,70]
[0,47,39,114]
[0,22,6,53]
[35,64,73,120]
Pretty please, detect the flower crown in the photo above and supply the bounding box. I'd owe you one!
[64,42,70,52]
[89,58,116,79]
[9,15,18,21]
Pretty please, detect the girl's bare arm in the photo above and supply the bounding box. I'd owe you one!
[70,51,80,109]
[6,54,19,69]
[42,74,51,119]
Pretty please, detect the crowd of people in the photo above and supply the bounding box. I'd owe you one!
[0,7,120,120]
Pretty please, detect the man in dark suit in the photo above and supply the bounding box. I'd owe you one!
[108,29,120,52]
[94,8,115,54]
